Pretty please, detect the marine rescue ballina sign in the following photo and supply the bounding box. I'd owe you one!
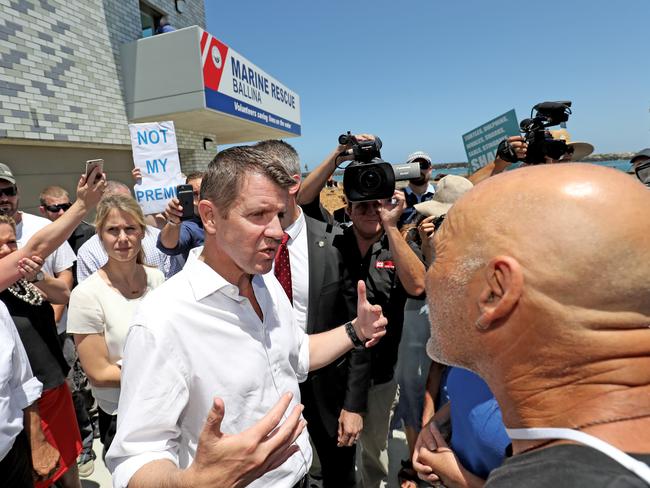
[200,31,301,135]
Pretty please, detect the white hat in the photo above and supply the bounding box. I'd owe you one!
[414,175,473,218]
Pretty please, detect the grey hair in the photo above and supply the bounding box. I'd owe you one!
[104,180,131,197]
[254,139,301,177]
[201,146,295,218]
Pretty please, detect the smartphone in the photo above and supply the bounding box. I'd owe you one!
[85,159,104,183]
[176,184,194,220]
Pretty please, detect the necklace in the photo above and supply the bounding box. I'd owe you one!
[517,412,650,455]
[7,279,44,306]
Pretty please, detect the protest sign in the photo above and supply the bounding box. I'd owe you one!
[129,121,185,215]
[462,110,520,172]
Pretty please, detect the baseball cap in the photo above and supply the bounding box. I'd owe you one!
[630,148,650,165]
[0,163,16,185]
[406,151,432,169]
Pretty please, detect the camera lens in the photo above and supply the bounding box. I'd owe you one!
[358,168,383,193]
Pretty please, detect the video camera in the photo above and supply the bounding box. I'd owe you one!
[339,132,421,202]
[497,101,572,165]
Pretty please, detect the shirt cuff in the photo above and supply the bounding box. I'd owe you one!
[295,332,310,383]
[13,376,42,410]
[108,451,178,488]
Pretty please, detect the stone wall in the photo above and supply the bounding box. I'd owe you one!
[0,0,214,171]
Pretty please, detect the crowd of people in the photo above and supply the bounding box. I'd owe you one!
[0,135,648,488]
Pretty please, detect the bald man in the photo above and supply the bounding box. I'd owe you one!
[414,164,650,487]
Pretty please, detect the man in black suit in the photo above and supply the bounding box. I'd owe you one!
[255,140,368,488]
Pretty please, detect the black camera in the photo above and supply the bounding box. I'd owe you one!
[339,132,421,202]
[497,101,572,165]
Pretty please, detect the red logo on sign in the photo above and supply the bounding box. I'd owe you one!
[201,31,229,91]
[375,260,395,270]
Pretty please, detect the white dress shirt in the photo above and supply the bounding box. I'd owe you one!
[0,301,42,461]
[280,208,309,331]
[16,212,77,334]
[75,225,182,283]
[106,251,312,488]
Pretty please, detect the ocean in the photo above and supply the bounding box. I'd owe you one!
[329,160,633,183]
[435,160,632,177]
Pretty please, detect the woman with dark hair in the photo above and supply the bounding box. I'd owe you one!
[67,195,164,458]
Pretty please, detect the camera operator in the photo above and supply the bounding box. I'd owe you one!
[398,152,435,228]
[467,136,527,185]
[298,136,426,487]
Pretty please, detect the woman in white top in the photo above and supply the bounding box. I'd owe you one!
[67,195,164,458]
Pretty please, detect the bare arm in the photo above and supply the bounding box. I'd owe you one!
[24,403,61,481]
[308,281,387,371]
[74,333,121,387]
[17,257,71,305]
[422,361,447,426]
[159,198,183,250]
[297,134,376,206]
[379,191,426,296]
[0,168,105,290]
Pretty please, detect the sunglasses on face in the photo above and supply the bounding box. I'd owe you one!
[0,185,17,197]
[44,203,72,213]
[635,160,650,187]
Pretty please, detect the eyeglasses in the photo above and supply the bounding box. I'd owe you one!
[433,214,446,231]
[418,160,431,170]
[43,203,72,213]
[0,185,17,197]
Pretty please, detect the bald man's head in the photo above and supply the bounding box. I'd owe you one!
[426,164,650,377]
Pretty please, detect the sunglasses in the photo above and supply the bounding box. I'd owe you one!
[0,185,17,197]
[44,203,72,213]
[433,214,446,231]
[634,160,650,187]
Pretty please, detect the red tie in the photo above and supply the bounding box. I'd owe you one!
[274,232,293,304]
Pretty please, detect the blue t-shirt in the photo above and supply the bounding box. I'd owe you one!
[156,215,204,261]
[447,367,510,479]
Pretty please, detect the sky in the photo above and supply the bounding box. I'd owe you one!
[205,0,650,169]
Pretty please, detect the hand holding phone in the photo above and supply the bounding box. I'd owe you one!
[176,184,194,220]
[85,159,104,184]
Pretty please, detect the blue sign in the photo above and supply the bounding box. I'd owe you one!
[462,109,520,172]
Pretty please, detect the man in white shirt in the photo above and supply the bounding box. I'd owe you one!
[0,301,44,486]
[255,140,367,487]
[106,146,388,488]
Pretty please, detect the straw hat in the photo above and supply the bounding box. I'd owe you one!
[413,175,473,218]
[548,129,594,161]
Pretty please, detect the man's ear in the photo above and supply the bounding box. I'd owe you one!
[288,174,301,196]
[476,256,523,330]
[198,200,218,235]
[38,206,46,217]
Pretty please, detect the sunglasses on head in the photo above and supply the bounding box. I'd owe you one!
[0,185,17,197]
[44,202,72,213]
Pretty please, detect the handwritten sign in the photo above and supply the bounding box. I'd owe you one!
[129,121,185,214]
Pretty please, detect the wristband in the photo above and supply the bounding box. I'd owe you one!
[345,321,365,349]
